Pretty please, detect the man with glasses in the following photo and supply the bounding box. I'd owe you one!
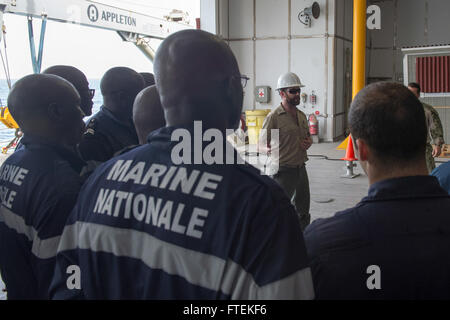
[14,66,95,153]
[260,72,312,231]
[43,65,95,117]
[50,30,314,300]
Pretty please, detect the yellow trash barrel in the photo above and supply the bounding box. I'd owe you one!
[245,109,271,145]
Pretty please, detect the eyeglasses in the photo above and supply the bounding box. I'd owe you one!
[82,88,95,99]
[287,88,301,95]
[239,75,250,88]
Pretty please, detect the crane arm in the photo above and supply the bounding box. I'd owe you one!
[0,0,192,39]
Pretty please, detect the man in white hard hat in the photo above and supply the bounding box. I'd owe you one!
[260,72,312,230]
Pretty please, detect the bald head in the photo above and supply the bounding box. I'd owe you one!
[8,74,79,127]
[154,29,243,131]
[140,72,155,88]
[133,85,166,144]
[101,67,144,96]
[100,67,145,120]
[8,74,85,146]
[43,65,93,116]
[43,65,88,92]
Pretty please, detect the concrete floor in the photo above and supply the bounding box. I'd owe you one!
[307,142,368,221]
[305,141,448,222]
[236,141,369,221]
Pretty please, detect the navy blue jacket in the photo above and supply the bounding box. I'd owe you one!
[0,135,85,299]
[305,176,450,300]
[50,126,314,300]
[431,161,450,194]
[77,106,139,163]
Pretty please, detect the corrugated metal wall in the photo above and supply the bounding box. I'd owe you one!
[416,56,450,93]
[370,0,450,145]
[404,49,450,143]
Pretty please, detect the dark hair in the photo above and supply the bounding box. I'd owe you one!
[349,82,426,164]
[408,82,421,94]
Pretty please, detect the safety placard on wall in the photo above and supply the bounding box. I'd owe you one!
[255,86,271,103]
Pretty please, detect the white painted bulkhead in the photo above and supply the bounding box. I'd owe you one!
[201,0,349,142]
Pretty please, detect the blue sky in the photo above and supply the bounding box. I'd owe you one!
[0,0,200,79]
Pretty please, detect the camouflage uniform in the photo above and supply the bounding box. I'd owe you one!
[422,102,445,173]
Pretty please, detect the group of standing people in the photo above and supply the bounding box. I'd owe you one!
[0,63,164,298]
[0,29,449,300]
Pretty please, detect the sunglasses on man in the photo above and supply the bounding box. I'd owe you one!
[81,88,95,99]
[88,89,95,99]
[287,88,301,95]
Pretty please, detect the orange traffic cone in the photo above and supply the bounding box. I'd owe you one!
[341,135,360,179]
[342,135,358,161]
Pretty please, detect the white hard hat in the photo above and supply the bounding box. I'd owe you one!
[276,72,305,90]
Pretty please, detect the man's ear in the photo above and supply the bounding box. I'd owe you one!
[225,77,243,130]
[355,138,369,161]
[47,102,64,122]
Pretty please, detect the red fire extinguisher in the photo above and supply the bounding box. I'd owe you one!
[308,114,318,136]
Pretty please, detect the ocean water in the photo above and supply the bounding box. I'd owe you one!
[0,79,103,145]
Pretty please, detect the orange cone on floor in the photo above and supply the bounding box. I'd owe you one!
[336,136,349,150]
[342,135,358,161]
